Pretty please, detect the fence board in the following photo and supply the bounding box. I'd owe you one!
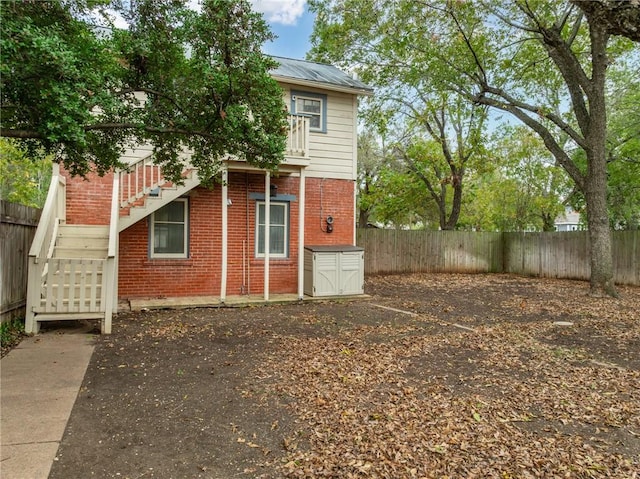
[357,229,639,286]
[1,201,41,323]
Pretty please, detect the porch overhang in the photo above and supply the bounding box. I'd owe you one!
[218,162,307,303]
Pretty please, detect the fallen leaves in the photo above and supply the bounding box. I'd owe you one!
[255,274,640,478]
[50,273,640,479]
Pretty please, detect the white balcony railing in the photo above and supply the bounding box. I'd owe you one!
[285,114,310,159]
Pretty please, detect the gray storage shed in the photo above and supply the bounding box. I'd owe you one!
[303,245,364,297]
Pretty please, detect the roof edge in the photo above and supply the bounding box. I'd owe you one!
[272,74,374,96]
[269,55,374,96]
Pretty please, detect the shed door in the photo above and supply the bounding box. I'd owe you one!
[314,252,339,296]
[339,251,363,295]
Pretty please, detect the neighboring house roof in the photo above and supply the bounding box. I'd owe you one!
[270,56,374,96]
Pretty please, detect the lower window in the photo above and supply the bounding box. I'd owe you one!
[256,201,288,258]
[150,199,188,258]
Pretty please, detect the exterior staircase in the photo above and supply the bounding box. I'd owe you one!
[38,225,110,319]
[117,154,200,232]
[26,114,308,334]
[26,158,200,334]
[26,167,117,334]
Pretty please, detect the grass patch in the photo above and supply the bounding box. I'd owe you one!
[1,318,26,358]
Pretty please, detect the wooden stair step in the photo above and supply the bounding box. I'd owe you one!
[53,247,108,259]
[57,225,109,237]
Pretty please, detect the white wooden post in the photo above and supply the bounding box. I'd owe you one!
[25,258,42,334]
[221,167,228,303]
[298,168,306,300]
[264,172,270,301]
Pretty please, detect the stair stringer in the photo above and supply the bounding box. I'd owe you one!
[118,170,201,232]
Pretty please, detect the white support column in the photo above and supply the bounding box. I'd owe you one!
[221,167,228,303]
[264,172,270,301]
[297,168,306,300]
[353,180,357,245]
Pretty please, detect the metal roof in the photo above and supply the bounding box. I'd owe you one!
[270,56,374,95]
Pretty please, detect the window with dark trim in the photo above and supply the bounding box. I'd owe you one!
[255,201,289,258]
[150,199,189,258]
[291,90,327,133]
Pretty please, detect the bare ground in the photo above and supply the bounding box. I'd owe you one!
[48,273,640,478]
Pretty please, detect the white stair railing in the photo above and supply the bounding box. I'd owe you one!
[118,153,167,208]
[26,164,66,333]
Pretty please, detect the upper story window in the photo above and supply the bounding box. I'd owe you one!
[150,199,189,258]
[291,90,327,133]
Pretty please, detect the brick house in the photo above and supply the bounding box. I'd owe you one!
[26,57,373,334]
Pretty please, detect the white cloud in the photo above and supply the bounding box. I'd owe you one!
[251,0,306,26]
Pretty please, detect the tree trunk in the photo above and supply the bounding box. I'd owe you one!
[541,212,556,232]
[358,208,370,229]
[444,178,463,230]
[584,24,618,297]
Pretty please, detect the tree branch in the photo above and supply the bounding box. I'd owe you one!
[2,123,216,140]
[478,84,587,150]
[473,94,586,191]
[1,128,43,139]
[517,1,592,135]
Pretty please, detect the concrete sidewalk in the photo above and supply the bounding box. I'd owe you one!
[1,322,96,479]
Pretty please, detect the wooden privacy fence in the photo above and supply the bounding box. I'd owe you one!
[1,201,41,323]
[356,229,640,286]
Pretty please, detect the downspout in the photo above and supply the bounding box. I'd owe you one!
[264,172,270,301]
[221,167,228,303]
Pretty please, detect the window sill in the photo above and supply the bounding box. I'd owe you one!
[253,258,292,264]
[144,258,193,267]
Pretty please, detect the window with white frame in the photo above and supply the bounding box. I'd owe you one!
[150,199,188,258]
[256,201,289,258]
[291,90,327,133]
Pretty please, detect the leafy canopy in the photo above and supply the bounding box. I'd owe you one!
[1,0,288,183]
[0,139,52,208]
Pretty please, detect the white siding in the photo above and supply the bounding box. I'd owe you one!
[120,83,359,181]
[280,83,357,181]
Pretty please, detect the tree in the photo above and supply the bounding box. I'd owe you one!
[309,0,639,296]
[309,2,488,231]
[1,0,288,183]
[393,95,488,230]
[370,162,437,229]
[604,64,640,229]
[462,127,570,232]
[570,0,640,41]
[357,130,383,228]
[0,139,51,208]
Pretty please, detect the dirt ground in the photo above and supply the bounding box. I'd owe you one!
[48,273,639,478]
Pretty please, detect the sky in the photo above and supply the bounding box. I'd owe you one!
[250,0,315,60]
[106,1,316,60]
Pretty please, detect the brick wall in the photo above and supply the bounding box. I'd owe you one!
[61,165,113,225]
[118,172,355,299]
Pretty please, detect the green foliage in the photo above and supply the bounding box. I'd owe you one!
[356,130,441,229]
[605,64,640,229]
[356,130,382,227]
[566,66,640,230]
[0,318,26,354]
[0,139,52,208]
[461,127,570,232]
[1,0,288,183]
[309,1,490,230]
[311,0,637,295]
[372,162,438,229]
